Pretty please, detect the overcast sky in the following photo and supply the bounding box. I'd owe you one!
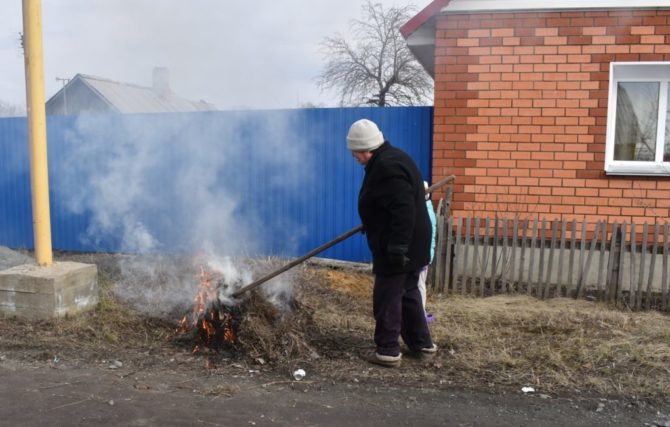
[0,0,424,111]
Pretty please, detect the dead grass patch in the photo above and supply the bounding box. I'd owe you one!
[305,266,670,398]
[0,266,173,366]
[1,254,669,401]
[322,269,373,300]
[421,294,669,397]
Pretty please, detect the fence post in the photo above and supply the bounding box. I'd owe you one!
[454,217,463,293]
[480,218,490,296]
[527,219,538,296]
[576,223,600,299]
[510,216,519,292]
[617,222,627,306]
[445,217,454,293]
[434,199,445,293]
[471,217,480,296]
[636,223,648,310]
[518,218,528,291]
[463,217,472,295]
[605,222,620,302]
[645,223,659,310]
[557,218,568,297]
[629,223,637,308]
[543,219,558,299]
[502,218,510,293]
[537,218,547,298]
[596,221,607,300]
[573,218,587,298]
[568,218,577,294]
[444,187,454,293]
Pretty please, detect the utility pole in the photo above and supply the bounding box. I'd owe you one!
[22,0,53,266]
[0,1,98,321]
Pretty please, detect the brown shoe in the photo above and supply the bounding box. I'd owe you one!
[362,350,401,367]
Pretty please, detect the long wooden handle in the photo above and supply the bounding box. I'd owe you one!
[427,175,455,193]
[231,225,363,297]
[230,174,456,298]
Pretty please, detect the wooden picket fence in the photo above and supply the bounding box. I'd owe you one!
[430,203,670,312]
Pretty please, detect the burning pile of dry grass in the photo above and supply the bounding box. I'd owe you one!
[168,257,321,364]
[171,288,319,365]
[234,290,318,363]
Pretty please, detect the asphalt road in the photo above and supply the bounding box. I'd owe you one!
[1,358,668,427]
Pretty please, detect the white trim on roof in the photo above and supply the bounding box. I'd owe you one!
[443,0,670,13]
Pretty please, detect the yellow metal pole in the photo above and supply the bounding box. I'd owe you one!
[22,0,53,266]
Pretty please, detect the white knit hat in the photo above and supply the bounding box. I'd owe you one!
[346,119,384,151]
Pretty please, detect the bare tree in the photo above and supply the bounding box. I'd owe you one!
[317,1,432,107]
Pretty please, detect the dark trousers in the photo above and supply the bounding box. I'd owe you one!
[372,269,433,356]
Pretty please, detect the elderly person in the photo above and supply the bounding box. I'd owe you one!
[347,118,437,367]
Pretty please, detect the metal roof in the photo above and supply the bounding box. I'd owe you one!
[52,74,216,114]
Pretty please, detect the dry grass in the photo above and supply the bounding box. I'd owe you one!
[0,253,197,371]
[235,291,319,362]
[0,264,174,366]
[1,254,669,400]
[428,295,670,396]
[307,265,670,398]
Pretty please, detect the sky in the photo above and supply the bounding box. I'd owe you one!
[0,0,424,111]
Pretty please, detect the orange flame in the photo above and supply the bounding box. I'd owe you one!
[176,264,236,352]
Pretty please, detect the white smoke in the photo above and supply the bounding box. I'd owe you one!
[54,111,311,315]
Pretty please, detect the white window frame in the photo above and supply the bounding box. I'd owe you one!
[605,62,670,176]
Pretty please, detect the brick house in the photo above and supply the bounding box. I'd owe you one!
[401,0,670,230]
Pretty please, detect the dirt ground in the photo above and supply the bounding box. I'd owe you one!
[1,251,670,426]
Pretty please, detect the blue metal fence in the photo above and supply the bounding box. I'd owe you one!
[0,107,432,262]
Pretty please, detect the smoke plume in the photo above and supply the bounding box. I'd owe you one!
[54,111,312,316]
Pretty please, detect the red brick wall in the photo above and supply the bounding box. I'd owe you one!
[433,9,670,228]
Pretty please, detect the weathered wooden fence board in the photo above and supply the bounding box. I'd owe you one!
[430,212,670,313]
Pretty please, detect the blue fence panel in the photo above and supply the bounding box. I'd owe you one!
[0,107,433,262]
[0,117,32,248]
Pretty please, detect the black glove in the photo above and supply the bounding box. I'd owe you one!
[387,244,410,268]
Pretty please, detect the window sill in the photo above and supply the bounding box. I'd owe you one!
[605,163,670,176]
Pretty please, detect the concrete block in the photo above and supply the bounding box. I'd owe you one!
[0,262,99,319]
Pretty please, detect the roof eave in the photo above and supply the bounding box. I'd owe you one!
[404,21,438,77]
[400,0,451,78]
[401,0,670,78]
[442,0,670,14]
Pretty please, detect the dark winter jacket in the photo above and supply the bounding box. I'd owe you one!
[357,142,431,276]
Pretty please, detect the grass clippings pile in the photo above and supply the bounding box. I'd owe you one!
[233,290,318,364]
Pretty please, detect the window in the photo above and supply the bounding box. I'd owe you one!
[605,62,670,176]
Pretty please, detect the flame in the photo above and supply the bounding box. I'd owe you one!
[176,264,236,352]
